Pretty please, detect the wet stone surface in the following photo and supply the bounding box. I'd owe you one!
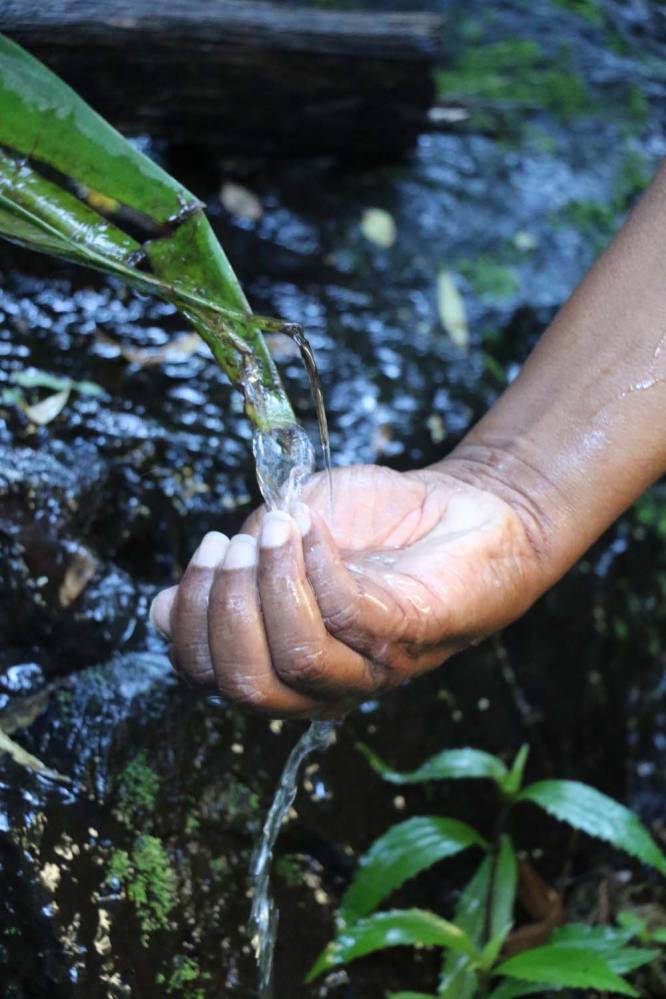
[2,0,666,996]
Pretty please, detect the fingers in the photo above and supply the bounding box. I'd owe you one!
[168,531,229,687]
[298,504,412,664]
[207,532,322,717]
[256,510,384,699]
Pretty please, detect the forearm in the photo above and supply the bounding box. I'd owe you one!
[440,158,666,587]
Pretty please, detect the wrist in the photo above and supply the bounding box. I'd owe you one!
[431,434,574,593]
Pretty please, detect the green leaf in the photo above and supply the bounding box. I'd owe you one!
[0,34,295,432]
[500,745,530,797]
[488,980,552,999]
[550,924,659,974]
[490,835,518,943]
[358,743,508,786]
[340,817,487,925]
[616,910,647,937]
[439,856,492,999]
[650,927,666,944]
[517,780,666,876]
[306,909,478,983]
[496,945,640,995]
[24,388,70,426]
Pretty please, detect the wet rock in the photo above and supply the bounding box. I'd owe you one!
[0,444,142,671]
[0,653,264,997]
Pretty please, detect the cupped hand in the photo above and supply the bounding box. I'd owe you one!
[150,463,545,718]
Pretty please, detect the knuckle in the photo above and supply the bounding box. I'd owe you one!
[274,641,327,684]
[171,638,211,674]
[216,671,266,708]
[322,597,360,638]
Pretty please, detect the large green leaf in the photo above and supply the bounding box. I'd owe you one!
[0,34,295,431]
[517,780,666,876]
[439,856,493,999]
[487,981,553,999]
[306,908,478,983]
[358,743,508,786]
[549,924,659,974]
[495,945,640,996]
[340,817,487,926]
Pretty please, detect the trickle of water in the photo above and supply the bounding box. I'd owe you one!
[280,323,333,508]
[249,720,335,998]
[245,323,336,998]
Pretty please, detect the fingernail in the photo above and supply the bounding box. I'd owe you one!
[149,585,177,637]
[291,502,311,537]
[223,533,257,570]
[192,531,229,568]
[260,511,292,549]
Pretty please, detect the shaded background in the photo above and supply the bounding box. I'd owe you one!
[1,0,666,995]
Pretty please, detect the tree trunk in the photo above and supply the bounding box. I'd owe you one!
[0,0,443,160]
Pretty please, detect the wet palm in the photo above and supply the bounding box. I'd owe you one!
[152,461,544,717]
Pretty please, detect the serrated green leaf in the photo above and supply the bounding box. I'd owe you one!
[306,908,478,983]
[550,924,659,974]
[488,980,552,999]
[518,780,666,876]
[501,745,530,797]
[496,944,640,995]
[439,856,492,999]
[358,743,508,786]
[616,910,646,937]
[340,817,487,926]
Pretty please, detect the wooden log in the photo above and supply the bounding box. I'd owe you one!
[0,0,442,160]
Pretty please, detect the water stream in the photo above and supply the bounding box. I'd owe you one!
[248,326,336,997]
[249,720,335,998]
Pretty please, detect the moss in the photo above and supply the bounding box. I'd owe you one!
[557,150,651,252]
[107,835,177,944]
[551,0,603,25]
[458,257,519,300]
[275,853,307,887]
[185,811,201,835]
[156,955,210,998]
[435,39,589,121]
[118,751,160,819]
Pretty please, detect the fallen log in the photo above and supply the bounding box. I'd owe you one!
[0,0,442,160]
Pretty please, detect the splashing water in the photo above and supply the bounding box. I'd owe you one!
[246,325,336,997]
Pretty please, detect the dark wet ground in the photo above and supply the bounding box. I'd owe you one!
[2,1,666,996]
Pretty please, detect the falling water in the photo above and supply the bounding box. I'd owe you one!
[246,325,336,997]
[249,720,334,998]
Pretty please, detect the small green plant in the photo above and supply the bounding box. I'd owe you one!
[307,744,666,997]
